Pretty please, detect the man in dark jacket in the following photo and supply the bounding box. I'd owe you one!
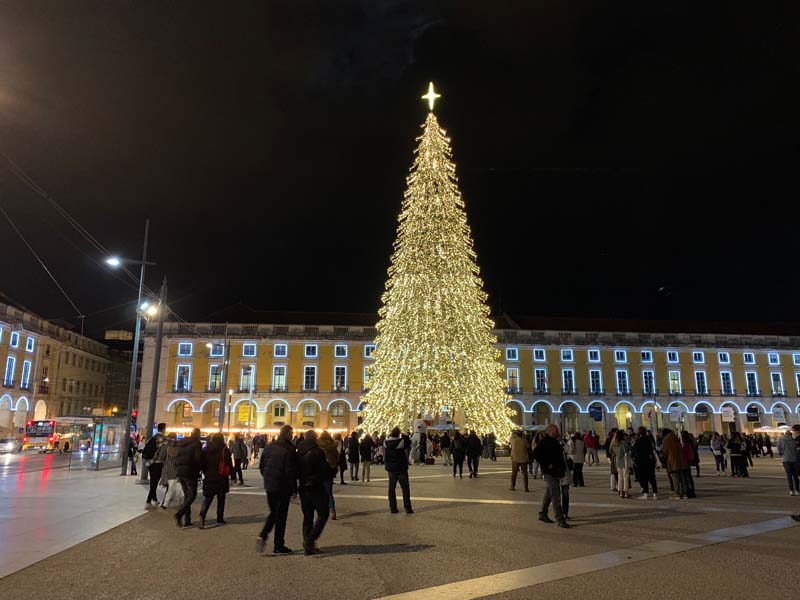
[229,434,248,486]
[384,427,413,514]
[466,431,483,478]
[174,427,202,528]
[256,425,296,555]
[532,424,569,528]
[297,429,333,555]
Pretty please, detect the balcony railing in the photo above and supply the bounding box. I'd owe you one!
[505,386,521,394]
[534,386,550,395]
[668,390,684,396]
[237,387,256,394]
[771,391,786,397]
[208,385,221,393]
[615,389,632,396]
[302,387,319,393]
[19,384,31,391]
[270,386,287,393]
[2,382,13,389]
[694,390,710,397]
[172,385,191,393]
[745,389,762,397]
[641,388,659,396]
[39,384,50,394]
[720,389,737,396]
[332,386,349,393]
[588,388,605,396]
[560,388,578,395]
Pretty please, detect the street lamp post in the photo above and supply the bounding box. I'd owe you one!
[226,389,233,437]
[214,323,230,435]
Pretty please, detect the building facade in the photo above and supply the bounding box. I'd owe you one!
[137,312,800,438]
[0,296,111,435]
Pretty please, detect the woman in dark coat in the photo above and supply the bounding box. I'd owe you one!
[334,433,348,484]
[198,432,234,529]
[347,431,360,481]
[451,431,466,478]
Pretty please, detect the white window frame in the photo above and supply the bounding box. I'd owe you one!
[614,349,627,364]
[9,332,19,349]
[177,342,192,357]
[334,344,348,358]
[588,349,600,363]
[273,402,286,418]
[768,352,780,366]
[333,365,347,390]
[25,337,34,353]
[302,403,317,418]
[209,343,224,357]
[770,372,784,395]
[562,368,575,393]
[642,370,655,395]
[533,348,546,362]
[666,351,679,364]
[745,371,759,395]
[271,365,287,391]
[303,365,317,391]
[561,348,574,362]
[505,347,519,361]
[718,352,730,365]
[534,368,548,393]
[640,350,653,363]
[743,352,755,365]
[796,372,800,396]
[793,353,800,366]
[240,364,256,390]
[208,364,222,390]
[589,369,602,394]
[668,370,682,394]
[364,344,376,358]
[242,343,257,358]
[175,364,191,391]
[273,343,288,358]
[692,351,705,364]
[694,370,708,395]
[21,360,31,388]
[720,371,733,396]
[615,369,629,394]
[304,344,318,358]
[506,367,520,391]
[363,366,371,389]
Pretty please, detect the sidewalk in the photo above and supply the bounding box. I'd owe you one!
[0,465,146,578]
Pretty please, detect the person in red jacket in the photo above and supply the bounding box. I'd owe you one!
[583,431,596,465]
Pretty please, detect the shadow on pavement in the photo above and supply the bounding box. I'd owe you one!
[316,543,435,557]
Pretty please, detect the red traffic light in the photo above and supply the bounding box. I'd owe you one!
[131,410,137,417]
[27,420,32,426]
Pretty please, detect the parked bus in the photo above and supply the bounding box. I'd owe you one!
[24,420,56,452]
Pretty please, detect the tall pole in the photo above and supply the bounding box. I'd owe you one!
[139,276,167,483]
[120,219,149,476]
[247,370,254,439]
[217,322,229,434]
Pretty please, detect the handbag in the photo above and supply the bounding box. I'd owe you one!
[218,450,230,477]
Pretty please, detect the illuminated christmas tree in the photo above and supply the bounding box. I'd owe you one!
[361,83,513,439]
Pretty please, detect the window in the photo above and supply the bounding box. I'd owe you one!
[21,360,31,388]
[25,337,34,352]
[718,352,730,365]
[208,365,221,391]
[272,366,286,391]
[562,369,575,393]
[209,343,224,357]
[363,366,371,389]
[768,352,780,366]
[302,403,317,418]
[616,369,629,394]
[745,371,759,395]
[668,371,681,394]
[589,369,602,394]
[4,356,15,386]
[273,344,288,358]
[692,351,705,364]
[614,350,627,363]
[331,403,345,417]
[175,365,191,391]
[720,371,734,395]
[364,344,376,358]
[561,349,573,362]
[177,342,192,357]
[642,370,655,395]
[796,373,800,396]
[334,365,347,391]
[242,343,256,358]
[640,350,653,363]
[771,372,784,396]
[588,349,600,363]
[273,403,286,418]
[533,348,546,362]
[743,352,755,365]
[78,356,83,368]
[667,351,679,363]
[44,344,50,358]
[240,365,255,390]
[534,368,548,393]
[304,344,318,358]
[9,332,19,348]
[506,367,520,391]
[505,347,519,361]
[303,366,317,390]
[334,344,348,358]
[694,371,708,395]
[793,353,800,366]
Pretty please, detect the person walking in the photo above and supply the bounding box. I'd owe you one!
[606,427,619,493]
[727,432,748,477]
[568,432,585,487]
[466,430,482,478]
[256,425,297,555]
[680,430,697,498]
[297,430,333,555]
[533,424,569,528]
[334,433,348,485]
[127,437,138,476]
[229,433,248,486]
[198,433,233,529]
[777,425,800,496]
[560,437,573,520]
[764,433,774,458]
[419,431,428,464]
[531,431,545,478]
[174,427,202,528]
[509,430,530,492]
[359,431,375,482]
[633,426,658,499]
[347,431,360,481]
[440,431,452,466]
[158,433,180,508]
[142,422,168,509]
[452,430,466,478]
[612,430,632,499]
[661,428,688,499]
[384,427,413,514]
[710,432,726,476]
[317,431,339,519]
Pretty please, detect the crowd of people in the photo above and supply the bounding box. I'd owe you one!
[131,420,800,553]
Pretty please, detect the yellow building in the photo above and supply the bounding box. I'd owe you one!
[138,311,800,438]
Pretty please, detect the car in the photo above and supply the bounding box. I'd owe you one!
[0,437,22,453]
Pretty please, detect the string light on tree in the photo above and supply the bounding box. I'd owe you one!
[361,82,514,439]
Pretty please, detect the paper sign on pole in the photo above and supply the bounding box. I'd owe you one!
[721,406,735,422]
[669,406,682,422]
[773,406,785,421]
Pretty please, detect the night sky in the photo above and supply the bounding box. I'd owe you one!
[1,2,798,337]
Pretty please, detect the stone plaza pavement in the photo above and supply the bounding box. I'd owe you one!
[0,453,797,599]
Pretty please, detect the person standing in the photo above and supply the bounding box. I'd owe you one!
[661,428,688,499]
[334,433,348,485]
[127,437,138,476]
[256,425,297,555]
[297,430,333,555]
[347,431,360,481]
[764,433,774,458]
[384,427,413,514]
[198,433,234,529]
[440,431,452,467]
[612,430,632,499]
[583,430,595,466]
[531,432,545,479]
[419,431,428,464]
[174,428,202,528]
[158,433,180,508]
[142,422,168,509]
[229,434,248,486]
[488,433,497,461]
[568,432,585,487]
[710,432,726,476]
[466,430,482,478]
[317,431,339,519]
[451,431,466,478]
[509,430,530,492]
[727,432,747,477]
[680,430,697,498]
[777,425,800,496]
[533,424,569,528]
[633,426,658,500]
[359,431,375,482]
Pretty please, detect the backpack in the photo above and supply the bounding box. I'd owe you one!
[218,449,230,477]
[142,436,158,460]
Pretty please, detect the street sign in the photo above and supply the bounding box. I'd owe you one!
[721,406,735,422]
[669,407,682,422]
[589,406,603,421]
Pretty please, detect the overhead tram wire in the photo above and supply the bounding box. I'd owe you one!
[0,203,86,334]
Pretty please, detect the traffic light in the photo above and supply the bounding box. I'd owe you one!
[131,409,137,425]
